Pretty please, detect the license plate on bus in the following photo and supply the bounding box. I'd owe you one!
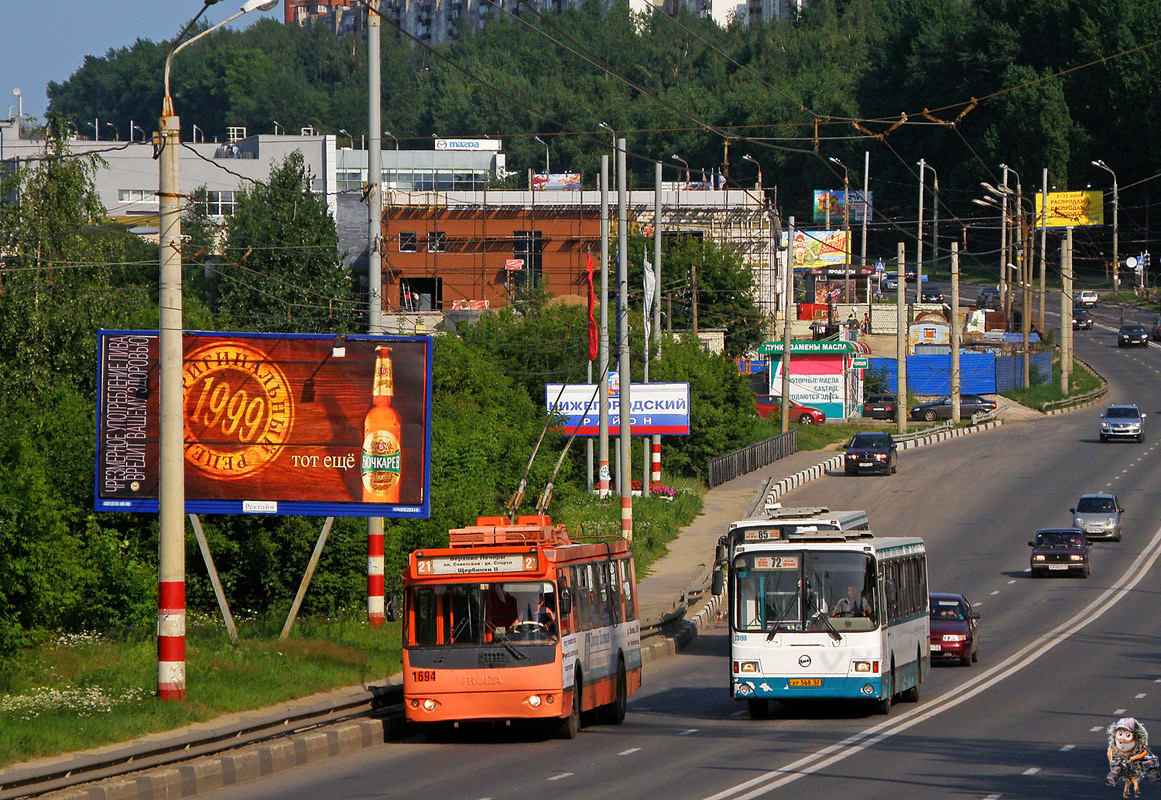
[1048,565,1068,571]
[788,678,822,687]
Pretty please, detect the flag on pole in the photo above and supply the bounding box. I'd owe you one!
[586,253,598,361]
[643,253,655,342]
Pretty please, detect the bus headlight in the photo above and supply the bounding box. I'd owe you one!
[852,661,871,672]
[527,695,542,708]
[422,699,436,711]
[738,661,759,673]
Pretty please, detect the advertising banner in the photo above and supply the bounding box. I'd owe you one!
[533,173,582,191]
[781,229,848,268]
[545,383,690,436]
[1037,190,1104,228]
[94,331,433,518]
[812,190,873,224]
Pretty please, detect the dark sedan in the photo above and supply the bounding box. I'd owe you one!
[920,285,945,303]
[862,393,897,421]
[929,593,980,666]
[1029,528,1091,578]
[843,432,897,476]
[909,394,998,422]
[1118,324,1149,347]
[1073,308,1094,330]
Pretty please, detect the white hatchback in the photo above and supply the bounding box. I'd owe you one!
[1076,289,1099,307]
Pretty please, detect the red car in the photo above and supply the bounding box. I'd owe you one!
[928,592,980,666]
[753,394,826,424]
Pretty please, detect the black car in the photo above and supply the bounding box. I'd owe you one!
[1118,324,1149,347]
[1028,528,1091,578]
[844,432,897,475]
[920,285,945,303]
[1073,308,1094,330]
[1151,318,1161,341]
[862,393,898,421]
[909,394,998,422]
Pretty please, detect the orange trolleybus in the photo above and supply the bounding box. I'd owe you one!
[402,514,641,738]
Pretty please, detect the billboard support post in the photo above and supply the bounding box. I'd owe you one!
[282,517,336,640]
[188,514,237,642]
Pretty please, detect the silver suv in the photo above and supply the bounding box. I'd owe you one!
[1099,404,1146,443]
[1071,493,1123,541]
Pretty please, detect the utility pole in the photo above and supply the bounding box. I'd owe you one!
[1039,167,1048,336]
[862,151,870,318]
[916,159,925,304]
[780,217,794,434]
[365,0,386,629]
[649,162,663,489]
[598,156,610,498]
[896,243,908,435]
[1017,178,1030,389]
[1062,228,1073,393]
[1000,165,1010,326]
[950,242,960,423]
[617,138,631,543]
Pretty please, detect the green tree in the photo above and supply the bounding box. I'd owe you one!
[218,151,355,332]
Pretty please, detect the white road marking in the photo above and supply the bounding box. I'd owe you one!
[548,773,574,782]
[1061,745,1074,752]
[729,710,748,718]
[991,590,1000,595]
[619,748,641,756]
[984,794,1002,799]
[1116,708,1127,715]
[697,521,1161,800]
[1023,767,1040,775]
[1007,580,1016,584]
[680,729,699,736]
[1093,726,1104,732]
[1137,693,1147,699]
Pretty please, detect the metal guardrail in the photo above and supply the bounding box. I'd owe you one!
[706,429,797,488]
[1040,357,1107,412]
[0,685,402,800]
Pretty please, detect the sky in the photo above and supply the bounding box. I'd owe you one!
[0,1,284,122]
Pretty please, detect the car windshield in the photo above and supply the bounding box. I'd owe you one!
[1077,496,1116,513]
[1036,532,1083,548]
[1105,407,1140,419]
[1123,326,1146,333]
[851,433,889,448]
[929,599,965,621]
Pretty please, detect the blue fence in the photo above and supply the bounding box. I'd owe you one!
[868,351,1051,395]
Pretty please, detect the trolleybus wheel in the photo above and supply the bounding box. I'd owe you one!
[558,669,582,739]
[599,657,628,725]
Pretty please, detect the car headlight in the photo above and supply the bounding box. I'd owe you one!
[1070,554,1084,561]
[1074,517,1084,527]
[1032,554,1046,562]
[1108,517,1117,525]
[942,634,967,642]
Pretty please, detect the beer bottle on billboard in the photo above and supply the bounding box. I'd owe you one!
[362,346,402,503]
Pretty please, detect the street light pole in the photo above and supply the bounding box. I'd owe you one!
[1092,159,1119,292]
[157,0,278,702]
[830,157,851,303]
[742,153,762,190]
[916,159,925,304]
[384,129,398,150]
[671,154,689,186]
[534,135,549,176]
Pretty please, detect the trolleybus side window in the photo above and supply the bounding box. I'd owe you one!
[623,559,638,621]
[556,569,573,636]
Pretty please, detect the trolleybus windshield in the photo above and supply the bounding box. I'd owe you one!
[408,580,559,647]
[733,550,878,634]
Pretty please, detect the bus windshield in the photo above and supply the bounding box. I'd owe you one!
[408,581,558,647]
[733,550,878,633]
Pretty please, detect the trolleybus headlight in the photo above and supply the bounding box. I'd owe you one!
[738,661,759,673]
[852,661,871,672]
[422,699,436,712]
[410,699,420,708]
[527,695,542,708]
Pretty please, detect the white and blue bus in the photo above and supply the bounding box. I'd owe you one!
[719,530,928,718]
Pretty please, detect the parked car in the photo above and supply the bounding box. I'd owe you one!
[753,394,826,425]
[1029,528,1091,578]
[1073,308,1094,330]
[909,394,998,422]
[881,272,899,292]
[1152,318,1161,341]
[1071,493,1123,542]
[1076,289,1099,307]
[928,593,980,665]
[863,393,898,421]
[975,287,1002,310]
[843,432,897,476]
[1099,404,1146,443]
[920,285,946,303]
[1118,324,1149,347]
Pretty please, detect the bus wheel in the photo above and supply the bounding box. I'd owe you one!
[748,699,770,719]
[557,670,582,739]
[874,671,892,715]
[599,658,628,725]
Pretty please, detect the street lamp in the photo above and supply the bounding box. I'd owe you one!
[829,157,852,301]
[384,129,398,150]
[131,122,145,143]
[105,121,120,141]
[86,120,100,141]
[156,0,278,703]
[671,153,689,185]
[191,124,203,143]
[338,128,354,148]
[1092,159,1119,291]
[742,154,762,189]
[533,135,549,175]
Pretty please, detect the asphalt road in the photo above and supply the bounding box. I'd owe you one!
[201,301,1161,800]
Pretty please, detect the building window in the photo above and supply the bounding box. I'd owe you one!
[399,231,418,252]
[118,188,153,203]
[401,278,441,311]
[512,230,543,286]
[199,190,236,217]
[429,231,446,253]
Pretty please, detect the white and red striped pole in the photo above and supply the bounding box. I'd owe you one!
[157,580,185,700]
[368,518,385,626]
[651,438,661,484]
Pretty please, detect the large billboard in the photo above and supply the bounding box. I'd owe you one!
[812,190,873,225]
[1036,190,1104,228]
[545,382,690,436]
[95,331,433,518]
[781,229,849,268]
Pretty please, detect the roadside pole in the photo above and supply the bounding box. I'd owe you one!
[896,243,908,435]
[1062,228,1074,393]
[950,242,960,422]
[781,217,794,434]
[617,138,632,542]
[598,156,610,498]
